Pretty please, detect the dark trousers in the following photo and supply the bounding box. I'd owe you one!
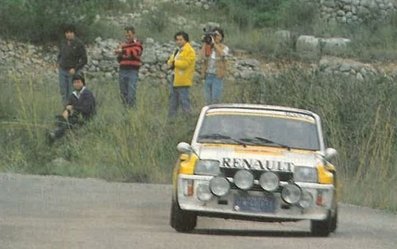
[51,115,81,140]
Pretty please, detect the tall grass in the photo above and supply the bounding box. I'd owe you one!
[242,69,397,211]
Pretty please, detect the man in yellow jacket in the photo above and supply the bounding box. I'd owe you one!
[167,31,196,117]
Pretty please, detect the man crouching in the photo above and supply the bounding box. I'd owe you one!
[48,74,96,143]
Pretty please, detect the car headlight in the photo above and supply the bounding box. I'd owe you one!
[281,183,302,204]
[233,170,254,190]
[294,166,318,183]
[209,177,230,197]
[299,191,313,209]
[259,172,279,192]
[195,160,220,176]
[196,183,213,201]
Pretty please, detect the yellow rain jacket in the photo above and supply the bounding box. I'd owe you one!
[167,42,196,87]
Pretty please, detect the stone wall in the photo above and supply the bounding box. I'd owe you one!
[0,37,264,83]
[171,0,397,24]
[318,0,397,24]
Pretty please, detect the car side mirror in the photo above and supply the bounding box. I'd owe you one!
[324,148,337,161]
[177,142,192,154]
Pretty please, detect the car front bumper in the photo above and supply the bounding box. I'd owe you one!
[177,174,335,221]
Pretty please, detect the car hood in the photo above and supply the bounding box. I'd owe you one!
[194,143,321,172]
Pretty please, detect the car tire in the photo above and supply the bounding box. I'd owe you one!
[170,199,197,233]
[330,171,338,232]
[330,206,338,232]
[311,211,332,237]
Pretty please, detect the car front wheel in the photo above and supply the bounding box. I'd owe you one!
[170,199,197,233]
[311,211,332,237]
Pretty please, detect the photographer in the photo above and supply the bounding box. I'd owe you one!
[201,27,229,104]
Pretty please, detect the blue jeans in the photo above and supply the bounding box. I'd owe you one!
[119,68,138,107]
[168,82,191,117]
[205,73,223,105]
[58,68,74,105]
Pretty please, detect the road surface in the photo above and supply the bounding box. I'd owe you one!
[0,173,396,249]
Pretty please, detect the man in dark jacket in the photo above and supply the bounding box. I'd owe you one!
[115,26,143,107]
[48,74,96,143]
[57,24,87,105]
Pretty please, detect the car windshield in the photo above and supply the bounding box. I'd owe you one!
[197,111,320,151]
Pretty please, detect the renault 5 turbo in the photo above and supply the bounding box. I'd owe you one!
[170,104,338,236]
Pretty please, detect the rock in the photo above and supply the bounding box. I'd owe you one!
[105,72,113,79]
[142,49,157,64]
[238,59,261,68]
[340,63,351,72]
[102,50,115,60]
[91,48,103,60]
[145,37,155,45]
[157,51,169,62]
[95,37,102,44]
[296,35,321,61]
[337,10,345,16]
[357,6,371,16]
[323,0,336,8]
[356,72,364,81]
[321,37,351,56]
[99,60,117,72]
[340,0,352,4]
[274,30,293,50]
[240,70,254,80]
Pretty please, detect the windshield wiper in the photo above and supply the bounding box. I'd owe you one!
[239,136,291,150]
[198,133,247,147]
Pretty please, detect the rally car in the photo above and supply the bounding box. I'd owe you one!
[170,104,338,236]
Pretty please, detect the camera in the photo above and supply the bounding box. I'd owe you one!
[202,27,216,45]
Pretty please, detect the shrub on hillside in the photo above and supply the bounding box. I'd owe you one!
[0,0,139,44]
[215,0,289,28]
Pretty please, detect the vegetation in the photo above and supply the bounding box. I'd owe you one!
[0,0,142,43]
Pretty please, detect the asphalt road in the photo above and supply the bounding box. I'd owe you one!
[0,173,396,249]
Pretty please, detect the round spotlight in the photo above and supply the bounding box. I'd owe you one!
[259,172,279,192]
[196,184,213,201]
[234,170,254,190]
[299,191,313,209]
[209,177,230,197]
[281,184,302,204]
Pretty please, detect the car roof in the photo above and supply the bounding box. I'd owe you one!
[205,104,319,118]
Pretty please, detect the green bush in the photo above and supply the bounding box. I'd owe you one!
[215,0,288,28]
[0,0,142,44]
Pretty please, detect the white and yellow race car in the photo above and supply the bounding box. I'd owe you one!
[170,104,338,236]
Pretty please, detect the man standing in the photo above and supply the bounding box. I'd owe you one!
[57,24,87,105]
[201,27,229,104]
[167,31,196,117]
[115,26,143,108]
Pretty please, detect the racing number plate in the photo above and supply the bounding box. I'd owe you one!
[234,194,276,213]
